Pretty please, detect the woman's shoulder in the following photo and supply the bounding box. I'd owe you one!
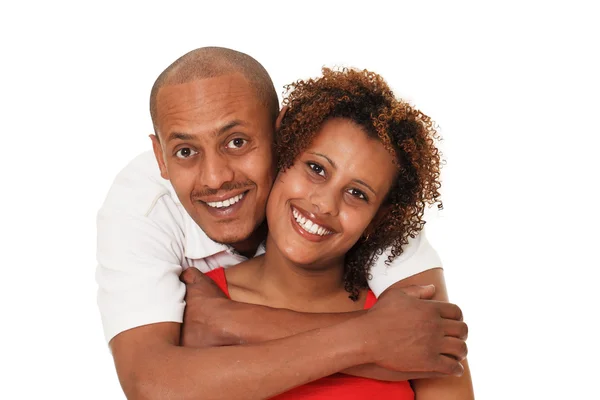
[223,258,266,303]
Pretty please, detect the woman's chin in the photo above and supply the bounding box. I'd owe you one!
[283,250,319,266]
[281,247,344,270]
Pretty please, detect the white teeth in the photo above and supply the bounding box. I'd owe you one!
[291,207,332,236]
[206,193,245,208]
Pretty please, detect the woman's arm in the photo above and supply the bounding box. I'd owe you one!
[403,268,475,399]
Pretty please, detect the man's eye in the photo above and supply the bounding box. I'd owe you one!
[347,188,368,201]
[226,138,247,149]
[308,162,325,177]
[175,148,198,159]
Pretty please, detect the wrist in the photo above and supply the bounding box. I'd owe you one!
[331,315,374,367]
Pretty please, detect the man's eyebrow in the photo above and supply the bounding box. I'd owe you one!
[308,152,337,169]
[212,120,246,138]
[167,132,195,142]
[166,120,246,142]
[353,179,377,196]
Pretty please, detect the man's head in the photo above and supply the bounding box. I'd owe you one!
[150,47,280,253]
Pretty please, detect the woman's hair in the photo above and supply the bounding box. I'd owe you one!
[276,67,443,300]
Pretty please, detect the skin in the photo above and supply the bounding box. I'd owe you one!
[151,73,275,256]
[110,72,470,399]
[266,118,395,271]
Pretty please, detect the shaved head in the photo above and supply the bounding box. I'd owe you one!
[150,47,279,133]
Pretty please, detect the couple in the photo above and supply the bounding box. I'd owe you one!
[97,47,473,399]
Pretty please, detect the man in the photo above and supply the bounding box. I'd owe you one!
[97,47,468,399]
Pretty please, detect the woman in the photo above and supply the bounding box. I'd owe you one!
[205,67,473,399]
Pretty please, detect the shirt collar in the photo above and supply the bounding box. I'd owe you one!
[183,213,230,259]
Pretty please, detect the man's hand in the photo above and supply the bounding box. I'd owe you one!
[179,267,237,347]
[360,282,468,377]
[180,267,227,298]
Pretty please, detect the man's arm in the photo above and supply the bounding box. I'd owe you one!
[178,267,364,346]
[181,268,468,383]
[112,281,465,400]
[111,320,365,399]
[402,268,475,399]
[180,267,466,347]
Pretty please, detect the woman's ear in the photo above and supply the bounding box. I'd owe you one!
[363,205,391,239]
[275,106,289,131]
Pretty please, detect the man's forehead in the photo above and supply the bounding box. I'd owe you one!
[155,76,272,140]
[156,73,256,106]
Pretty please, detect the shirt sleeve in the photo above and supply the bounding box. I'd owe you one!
[96,201,187,344]
[367,228,442,297]
[95,153,187,344]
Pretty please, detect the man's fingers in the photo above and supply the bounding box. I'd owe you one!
[180,267,203,284]
[438,301,463,321]
[181,268,228,299]
[441,336,468,362]
[400,284,436,299]
[442,319,468,340]
[437,354,465,377]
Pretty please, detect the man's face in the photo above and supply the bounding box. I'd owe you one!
[152,73,276,246]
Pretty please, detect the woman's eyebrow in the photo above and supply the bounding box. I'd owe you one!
[307,151,336,168]
[353,179,376,195]
[307,151,377,195]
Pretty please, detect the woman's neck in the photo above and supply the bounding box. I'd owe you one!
[255,235,347,306]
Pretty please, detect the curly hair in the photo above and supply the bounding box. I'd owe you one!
[276,67,443,300]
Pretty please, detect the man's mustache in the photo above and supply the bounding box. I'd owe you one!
[191,181,254,199]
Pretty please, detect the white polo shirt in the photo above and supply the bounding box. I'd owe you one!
[96,151,442,343]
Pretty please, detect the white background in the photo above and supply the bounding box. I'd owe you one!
[1,1,598,399]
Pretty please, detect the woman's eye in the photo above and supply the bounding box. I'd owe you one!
[308,162,325,177]
[226,138,247,149]
[175,147,198,159]
[347,188,368,201]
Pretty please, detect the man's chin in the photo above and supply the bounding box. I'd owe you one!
[203,221,256,243]
[192,214,251,244]
[205,231,251,246]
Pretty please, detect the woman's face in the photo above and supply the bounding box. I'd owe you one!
[266,118,397,267]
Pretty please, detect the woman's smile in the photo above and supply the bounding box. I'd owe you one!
[289,204,336,242]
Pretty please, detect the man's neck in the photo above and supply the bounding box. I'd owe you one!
[230,222,268,258]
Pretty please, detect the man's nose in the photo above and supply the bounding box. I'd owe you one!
[199,152,235,189]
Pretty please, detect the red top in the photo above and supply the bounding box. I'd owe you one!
[205,267,414,400]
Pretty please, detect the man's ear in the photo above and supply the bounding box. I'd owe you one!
[275,106,289,131]
[150,134,169,180]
